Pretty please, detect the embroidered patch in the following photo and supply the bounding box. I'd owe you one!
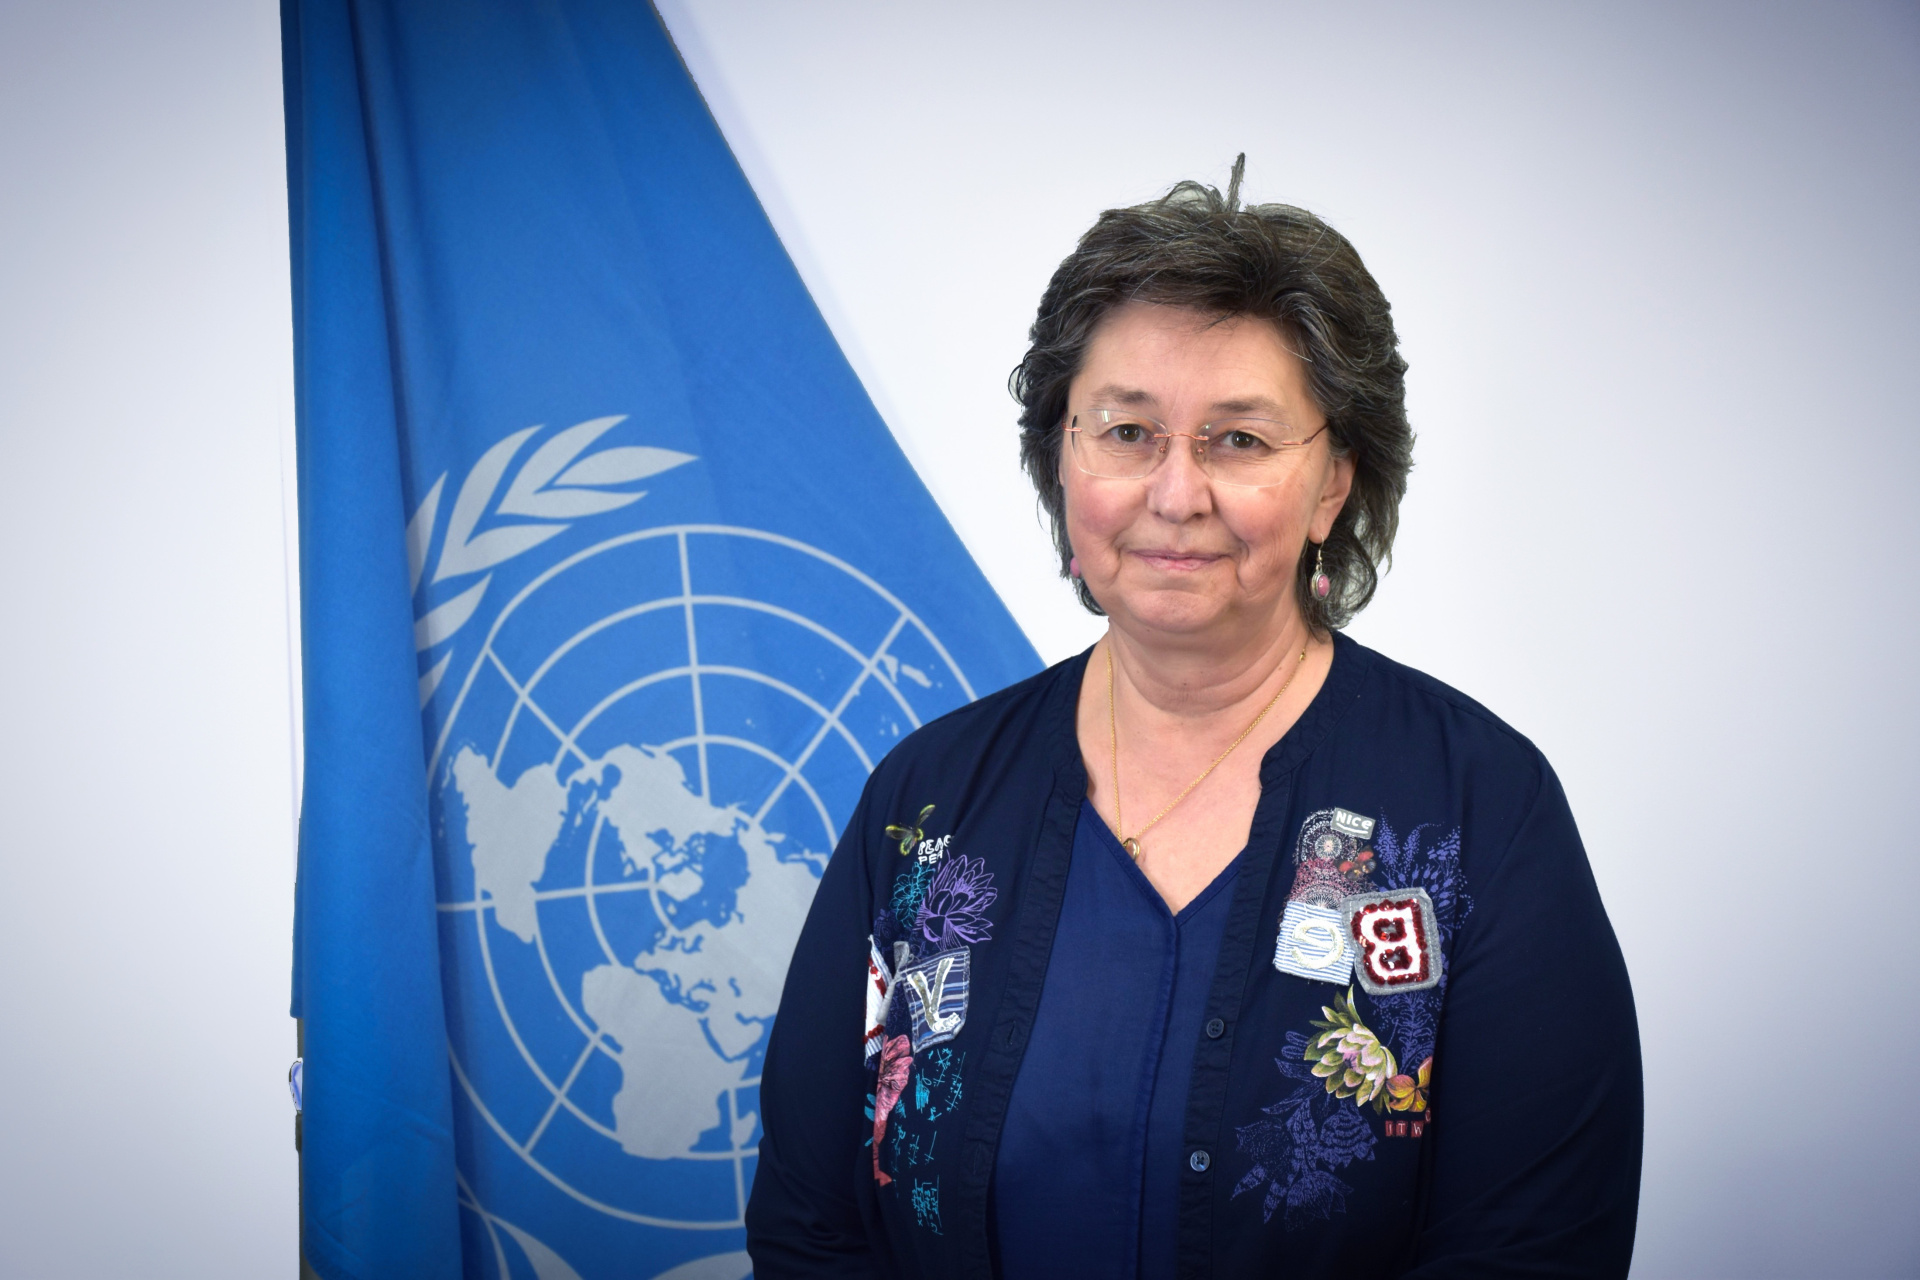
[1306,986,1398,1107]
[1286,808,1380,909]
[1273,900,1356,983]
[864,936,894,1062]
[912,856,997,952]
[899,948,970,1051]
[1344,889,1442,995]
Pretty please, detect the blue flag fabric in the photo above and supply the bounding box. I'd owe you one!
[282,3,1042,1277]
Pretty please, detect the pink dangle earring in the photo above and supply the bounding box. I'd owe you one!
[1311,545,1332,600]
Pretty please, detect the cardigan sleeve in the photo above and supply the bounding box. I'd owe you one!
[1404,757,1643,1278]
[745,782,884,1278]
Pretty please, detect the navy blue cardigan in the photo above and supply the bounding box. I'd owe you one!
[746,635,1641,1278]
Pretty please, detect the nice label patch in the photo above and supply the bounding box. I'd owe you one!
[1329,807,1376,840]
[899,948,970,1051]
[1273,900,1356,983]
[1345,889,1442,995]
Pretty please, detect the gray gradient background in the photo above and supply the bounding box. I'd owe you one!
[1,1,1914,1276]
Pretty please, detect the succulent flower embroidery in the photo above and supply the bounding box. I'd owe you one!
[1307,988,1399,1111]
[913,854,997,952]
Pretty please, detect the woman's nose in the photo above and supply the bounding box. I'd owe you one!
[1146,434,1213,519]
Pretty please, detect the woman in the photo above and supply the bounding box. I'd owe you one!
[746,160,1641,1278]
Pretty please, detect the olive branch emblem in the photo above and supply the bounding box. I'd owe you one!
[407,414,695,703]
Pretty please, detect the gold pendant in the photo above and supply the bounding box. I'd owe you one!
[1124,837,1142,861]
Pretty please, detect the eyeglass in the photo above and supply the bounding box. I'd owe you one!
[1063,408,1328,488]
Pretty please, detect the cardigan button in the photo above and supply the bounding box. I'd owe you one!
[1204,1018,1225,1039]
[1188,1149,1211,1173]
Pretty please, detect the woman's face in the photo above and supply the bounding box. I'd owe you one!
[1061,302,1354,647]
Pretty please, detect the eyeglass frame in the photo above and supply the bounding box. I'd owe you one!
[1061,408,1330,490]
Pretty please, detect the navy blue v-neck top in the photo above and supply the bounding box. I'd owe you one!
[992,803,1243,1279]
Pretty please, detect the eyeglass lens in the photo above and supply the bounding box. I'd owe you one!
[1068,410,1320,486]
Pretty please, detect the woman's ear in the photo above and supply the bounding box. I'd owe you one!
[1309,452,1356,544]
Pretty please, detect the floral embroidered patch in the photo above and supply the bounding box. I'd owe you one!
[1308,989,1432,1127]
[1307,987,1398,1107]
[1286,807,1382,909]
[913,855,996,952]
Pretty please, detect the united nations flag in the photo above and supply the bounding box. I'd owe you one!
[283,4,1039,1278]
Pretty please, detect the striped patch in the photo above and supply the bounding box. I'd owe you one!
[1273,900,1356,984]
[899,948,970,1051]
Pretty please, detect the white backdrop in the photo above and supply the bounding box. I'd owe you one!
[1,1,1915,1276]
[0,2,298,1277]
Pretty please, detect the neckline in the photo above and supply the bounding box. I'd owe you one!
[1077,797,1247,924]
[1046,630,1374,797]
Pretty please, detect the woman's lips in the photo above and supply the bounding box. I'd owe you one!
[1132,549,1222,572]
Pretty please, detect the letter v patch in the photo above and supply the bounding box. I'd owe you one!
[899,948,970,1050]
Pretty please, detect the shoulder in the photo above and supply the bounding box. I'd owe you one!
[1330,635,1560,845]
[1343,635,1546,770]
[869,649,1086,788]
[847,650,1086,858]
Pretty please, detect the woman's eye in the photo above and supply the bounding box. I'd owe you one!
[1112,423,1146,444]
[1225,430,1261,450]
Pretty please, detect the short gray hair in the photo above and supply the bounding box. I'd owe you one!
[1011,158,1413,632]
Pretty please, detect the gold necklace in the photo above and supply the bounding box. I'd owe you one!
[1107,643,1308,861]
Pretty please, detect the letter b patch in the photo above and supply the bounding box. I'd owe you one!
[1344,889,1442,995]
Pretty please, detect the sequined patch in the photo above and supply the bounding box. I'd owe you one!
[1344,888,1442,995]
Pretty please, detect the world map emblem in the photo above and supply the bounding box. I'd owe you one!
[409,419,977,1272]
